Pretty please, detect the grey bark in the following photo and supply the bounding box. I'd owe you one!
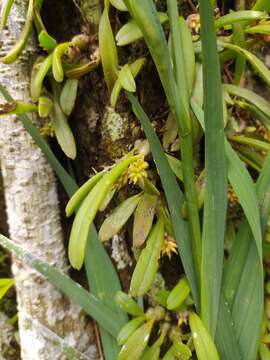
[0,1,97,358]
[0,311,19,360]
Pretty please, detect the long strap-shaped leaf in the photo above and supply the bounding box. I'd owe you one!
[167,0,201,286]
[218,151,270,359]
[192,99,262,260]
[198,0,227,336]
[192,94,270,360]
[191,98,262,358]
[127,92,199,308]
[85,228,128,360]
[0,234,121,337]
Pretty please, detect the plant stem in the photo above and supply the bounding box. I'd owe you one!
[167,0,202,284]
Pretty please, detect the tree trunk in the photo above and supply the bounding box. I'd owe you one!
[0,1,97,358]
[0,312,19,360]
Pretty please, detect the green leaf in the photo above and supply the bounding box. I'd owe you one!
[60,79,79,116]
[99,193,142,242]
[166,154,183,182]
[226,141,262,259]
[110,0,128,11]
[127,93,199,309]
[118,64,136,92]
[0,0,15,30]
[221,42,270,87]
[99,0,119,92]
[215,295,242,360]
[115,291,144,317]
[38,96,53,118]
[99,186,116,211]
[0,278,14,300]
[260,343,270,360]
[118,320,154,360]
[133,193,157,248]
[189,313,220,360]
[1,0,34,64]
[252,0,270,12]
[68,155,138,269]
[199,0,227,335]
[111,58,145,107]
[217,151,270,359]
[232,22,246,85]
[172,339,192,360]
[85,227,127,360]
[192,98,264,356]
[52,42,71,82]
[166,277,190,310]
[65,171,105,217]
[51,97,77,159]
[178,17,195,96]
[223,84,270,123]
[38,30,57,51]
[230,135,270,152]
[162,346,177,360]
[214,10,268,29]
[0,234,121,337]
[142,346,160,360]
[117,317,145,345]
[130,218,164,296]
[115,12,168,46]
[245,23,270,34]
[31,54,53,101]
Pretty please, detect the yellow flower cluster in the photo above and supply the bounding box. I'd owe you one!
[161,234,178,260]
[186,14,200,34]
[228,184,238,208]
[128,155,149,185]
[114,155,149,189]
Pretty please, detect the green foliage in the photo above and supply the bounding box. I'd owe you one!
[2,0,270,358]
[60,79,79,116]
[1,0,34,64]
[99,0,119,92]
[0,278,14,301]
[38,30,57,51]
[189,313,220,360]
[166,277,190,310]
[130,218,164,296]
[68,155,139,269]
[0,0,15,30]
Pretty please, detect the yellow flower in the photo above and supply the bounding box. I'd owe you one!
[161,234,178,259]
[128,155,148,185]
[228,184,238,208]
[186,14,200,34]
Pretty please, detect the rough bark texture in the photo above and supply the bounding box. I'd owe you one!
[0,311,19,360]
[0,1,97,359]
